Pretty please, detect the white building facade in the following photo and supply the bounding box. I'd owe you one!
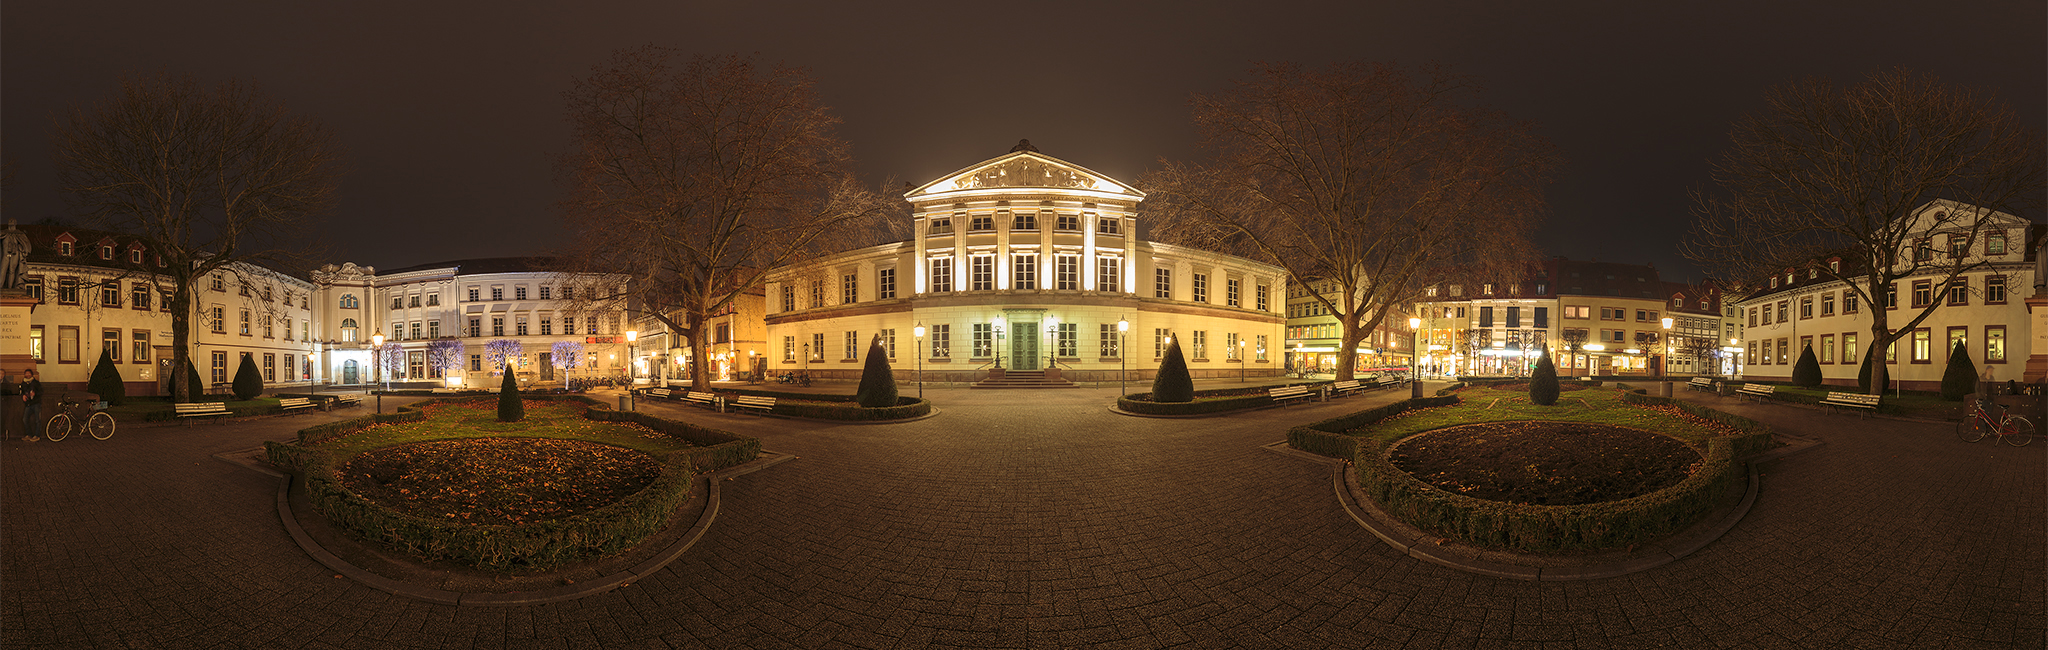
[763,145,1288,383]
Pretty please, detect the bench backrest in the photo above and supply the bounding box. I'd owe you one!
[1689,377,1713,385]
[1332,380,1360,389]
[686,392,717,400]
[1741,383,1773,391]
[1270,386,1309,397]
[175,403,228,412]
[278,398,311,405]
[736,396,776,405]
[1827,393,1881,404]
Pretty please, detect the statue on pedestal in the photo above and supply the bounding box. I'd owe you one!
[1,220,29,290]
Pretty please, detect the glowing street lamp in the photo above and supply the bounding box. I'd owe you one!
[913,322,926,399]
[625,330,638,386]
[1238,339,1248,383]
[1117,317,1129,396]
[1661,316,1675,396]
[370,331,385,413]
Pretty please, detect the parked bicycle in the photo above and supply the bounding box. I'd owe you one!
[45,397,116,442]
[776,371,812,387]
[1957,398,2034,447]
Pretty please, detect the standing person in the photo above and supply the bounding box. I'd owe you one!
[20,368,43,441]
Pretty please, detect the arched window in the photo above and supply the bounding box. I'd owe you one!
[340,294,359,309]
[341,318,358,342]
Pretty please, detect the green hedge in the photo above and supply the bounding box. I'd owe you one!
[660,388,931,421]
[265,441,696,571]
[1119,381,1333,416]
[264,395,760,571]
[1291,392,1774,552]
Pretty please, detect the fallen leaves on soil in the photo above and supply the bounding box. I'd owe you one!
[343,437,662,526]
[1390,421,1701,506]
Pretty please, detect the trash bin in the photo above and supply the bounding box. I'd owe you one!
[619,393,633,412]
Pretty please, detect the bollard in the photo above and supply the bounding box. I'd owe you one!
[619,394,633,412]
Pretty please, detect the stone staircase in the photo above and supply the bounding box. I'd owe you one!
[971,368,1076,389]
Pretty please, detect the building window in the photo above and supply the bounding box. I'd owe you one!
[714,323,731,344]
[1225,333,1239,360]
[1947,278,1969,306]
[1097,257,1120,292]
[971,256,994,291]
[1820,293,1834,316]
[973,323,993,358]
[262,314,273,338]
[809,279,824,307]
[98,329,120,362]
[492,316,505,337]
[264,354,276,382]
[1154,268,1172,299]
[1099,324,1120,358]
[56,277,79,305]
[1097,216,1120,235]
[1777,338,1788,365]
[1822,334,1837,363]
[1191,330,1207,360]
[1911,328,1931,363]
[1256,284,1269,312]
[99,283,120,308]
[930,324,949,358]
[845,331,859,360]
[1055,212,1080,231]
[22,277,42,302]
[1948,327,1968,364]
[515,317,528,336]
[878,268,897,299]
[1986,326,2006,362]
[929,258,953,293]
[843,273,859,303]
[1507,306,1521,328]
[1479,306,1494,328]
[1012,254,1037,290]
[538,286,551,300]
[132,331,150,365]
[1986,275,2007,303]
[782,285,796,311]
[539,318,552,336]
[468,316,482,337]
[882,329,896,359]
[784,336,796,361]
[1226,278,1241,307]
[428,320,440,339]
[211,351,227,384]
[1057,323,1077,357]
[467,287,480,302]
[1192,273,1208,303]
[1055,255,1079,290]
[928,216,953,236]
[1534,307,1549,328]
[969,213,994,232]
[1799,297,1812,319]
[1013,211,1037,231]
[1987,229,2008,255]
[1773,301,1785,323]
[1911,280,1931,308]
[812,333,826,360]
[491,287,504,301]
[1256,334,1268,361]
[239,310,251,336]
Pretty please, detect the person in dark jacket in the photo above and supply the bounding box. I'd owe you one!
[21,368,43,441]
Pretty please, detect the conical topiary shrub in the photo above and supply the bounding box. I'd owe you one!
[855,334,899,408]
[498,370,525,422]
[1528,350,1560,406]
[183,361,206,403]
[87,347,127,406]
[231,353,263,400]
[1857,348,1875,393]
[1941,340,1977,401]
[1791,345,1822,387]
[1152,332,1194,403]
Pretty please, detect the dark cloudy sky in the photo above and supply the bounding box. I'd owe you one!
[6,1,2043,281]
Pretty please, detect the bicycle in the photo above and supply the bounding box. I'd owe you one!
[45,397,116,442]
[1957,398,2034,447]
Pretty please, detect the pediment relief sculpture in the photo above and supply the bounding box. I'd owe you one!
[953,159,1098,191]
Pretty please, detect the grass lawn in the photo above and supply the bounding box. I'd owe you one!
[98,397,280,422]
[1762,384,1963,419]
[1350,385,1744,446]
[311,399,694,456]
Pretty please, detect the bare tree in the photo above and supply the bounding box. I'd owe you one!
[1687,69,2043,394]
[558,48,896,388]
[1144,62,1557,381]
[1677,335,1720,377]
[55,73,339,401]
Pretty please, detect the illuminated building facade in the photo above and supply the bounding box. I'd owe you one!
[764,143,1287,383]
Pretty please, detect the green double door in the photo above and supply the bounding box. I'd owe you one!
[1011,321,1040,370]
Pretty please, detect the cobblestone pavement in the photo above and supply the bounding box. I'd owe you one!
[3,384,2042,649]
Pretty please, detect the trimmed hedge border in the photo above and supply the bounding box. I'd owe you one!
[1118,381,1333,416]
[263,395,759,571]
[654,387,932,421]
[1289,393,1776,552]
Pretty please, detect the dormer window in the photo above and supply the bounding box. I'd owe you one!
[129,249,143,264]
[99,245,113,260]
[1829,260,1839,273]
[1807,269,1816,279]
[1770,277,1779,288]
[58,241,73,256]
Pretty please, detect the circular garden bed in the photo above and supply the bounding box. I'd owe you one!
[1388,421,1701,506]
[344,437,664,525]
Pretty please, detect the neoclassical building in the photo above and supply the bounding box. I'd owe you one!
[763,143,1287,384]
[308,258,635,389]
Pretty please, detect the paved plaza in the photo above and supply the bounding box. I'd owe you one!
[3,382,2042,649]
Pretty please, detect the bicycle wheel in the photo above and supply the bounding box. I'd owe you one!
[45,413,72,442]
[1958,414,1987,443]
[86,412,116,440]
[2002,416,2034,447]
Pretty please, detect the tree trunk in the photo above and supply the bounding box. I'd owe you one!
[1336,317,1364,381]
[169,280,194,402]
[686,309,710,389]
[1869,322,1891,395]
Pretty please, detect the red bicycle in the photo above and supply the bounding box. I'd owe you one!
[1958,399,2034,447]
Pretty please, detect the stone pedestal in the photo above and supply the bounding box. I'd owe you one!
[2025,295,2048,383]
[1,289,36,439]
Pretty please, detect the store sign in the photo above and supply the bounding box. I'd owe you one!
[587,336,623,344]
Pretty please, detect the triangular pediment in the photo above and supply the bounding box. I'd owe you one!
[906,151,1143,202]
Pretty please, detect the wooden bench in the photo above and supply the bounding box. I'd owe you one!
[1735,383,1776,403]
[329,394,363,408]
[682,391,722,410]
[1686,377,1716,392]
[276,397,318,414]
[175,402,232,421]
[1329,380,1363,397]
[732,395,777,414]
[1818,392,1881,417]
[1269,385,1313,405]
[643,388,674,400]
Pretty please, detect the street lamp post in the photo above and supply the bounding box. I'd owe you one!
[1045,316,1058,371]
[625,330,638,387]
[992,315,1005,369]
[1117,317,1129,396]
[913,322,925,399]
[1409,317,1424,398]
[370,331,385,413]
[1661,317,1674,397]
[1238,339,1247,383]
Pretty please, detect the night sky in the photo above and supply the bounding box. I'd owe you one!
[5,1,2042,282]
